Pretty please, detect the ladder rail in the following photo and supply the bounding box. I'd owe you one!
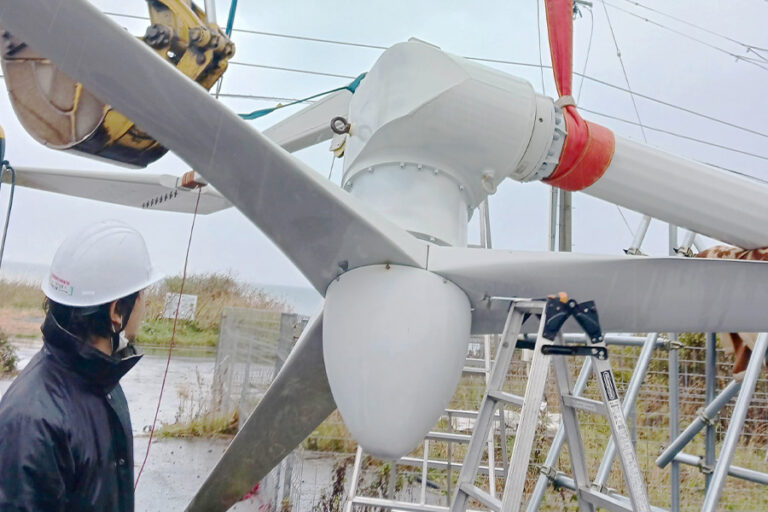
[450,304,533,512]
[527,357,593,512]
[593,333,659,488]
[589,354,651,511]
[551,340,594,512]
[499,306,552,512]
[483,334,496,499]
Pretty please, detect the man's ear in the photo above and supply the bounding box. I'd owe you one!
[108,301,122,330]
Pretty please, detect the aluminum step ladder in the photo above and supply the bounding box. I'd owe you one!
[343,335,505,512]
[450,296,651,512]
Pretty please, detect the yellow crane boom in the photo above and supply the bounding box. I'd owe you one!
[0,0,234,167]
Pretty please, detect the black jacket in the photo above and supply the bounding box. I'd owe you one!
[0,313,142,511]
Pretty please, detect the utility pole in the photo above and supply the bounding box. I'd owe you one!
[558,189,572,252]
[548,188,558,251]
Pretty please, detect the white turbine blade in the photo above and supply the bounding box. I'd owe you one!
[263,90,352,153]
[5,166,231,214]
[187,312,335,512]
[0,1,427,293]
[428,247,768,333]
[583,136,768,250]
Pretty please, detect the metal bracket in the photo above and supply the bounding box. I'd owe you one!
[674,246,695,258]
[541,344,608,360]
[589,482,616,495]
[537,464,559,483]
[696,407,717,427]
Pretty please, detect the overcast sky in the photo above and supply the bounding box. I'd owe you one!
[1,0,766,289]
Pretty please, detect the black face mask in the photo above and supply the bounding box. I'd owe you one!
[111,299,136,354]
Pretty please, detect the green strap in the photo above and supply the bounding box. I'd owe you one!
[224,0,238,37]
[238,72,366,121]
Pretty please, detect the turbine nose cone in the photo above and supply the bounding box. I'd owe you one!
[323,264,471,459]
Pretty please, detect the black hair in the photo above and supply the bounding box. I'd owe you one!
[45,292,139,342]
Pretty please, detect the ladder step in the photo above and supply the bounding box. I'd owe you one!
[561,394,607,416]
[577,487,635,512]
[554,475,667,512]
[507,300,546,312]
[350,496,449,512]
[425,431,473,443]
[486,389,524,407]
[398,456,505,478]
[463,367,487,375]
[458,483,501,511]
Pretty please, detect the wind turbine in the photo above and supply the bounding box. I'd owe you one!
[1,1,767,511]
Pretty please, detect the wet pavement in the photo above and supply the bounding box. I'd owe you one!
[0,340,336,511]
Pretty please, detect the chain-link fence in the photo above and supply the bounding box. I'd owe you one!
[302,333,768,511]
[213,307,308,512]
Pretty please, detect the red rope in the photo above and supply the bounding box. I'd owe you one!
[134,187,202,490]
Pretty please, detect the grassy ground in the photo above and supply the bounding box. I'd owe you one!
[0,273,289,347]
[156,409,239,438]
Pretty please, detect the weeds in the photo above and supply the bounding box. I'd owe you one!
[305,411,358,453]
[313,457,352,512]
[137,272,290,347]
[144,273,291,331]
[156,367,238,438]
[0,279,44,310]
[0,330,18,376]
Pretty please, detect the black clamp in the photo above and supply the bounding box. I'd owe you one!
[540,293,607,359]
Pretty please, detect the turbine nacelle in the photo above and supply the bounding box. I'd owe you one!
[341,39,560,247]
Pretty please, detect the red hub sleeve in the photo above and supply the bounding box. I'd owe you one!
[540,0,615,191]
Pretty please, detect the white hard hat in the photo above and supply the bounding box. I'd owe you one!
[42,220,163,307]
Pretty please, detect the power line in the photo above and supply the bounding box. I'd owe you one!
[603,1,768,71]
[102,11,390,50]
[584,2,648,238]
[584,106,768,185]
[535,0,546,95]
[102,11,146,21]
[576,4,634,237]
[701,162,768,187]
[3,65,762,164]
[572,71,768,140]
[91,11,768,140]
[615,0,768,58]
[576,7,595,102]
[216,86,768,163]
[229,61,355,80]
[235,27,388,51]
[212,92,305,102]
[601,0,648,142]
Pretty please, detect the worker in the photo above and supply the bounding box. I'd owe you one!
[0,220,162,511]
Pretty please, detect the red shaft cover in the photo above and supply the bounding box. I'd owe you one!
[541,0,615,191]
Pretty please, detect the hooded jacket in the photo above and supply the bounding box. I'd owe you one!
[0,312,142,511]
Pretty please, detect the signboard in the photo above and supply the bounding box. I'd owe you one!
[162,293,198,321]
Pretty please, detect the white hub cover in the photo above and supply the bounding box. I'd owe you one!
[323,264,471,459]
